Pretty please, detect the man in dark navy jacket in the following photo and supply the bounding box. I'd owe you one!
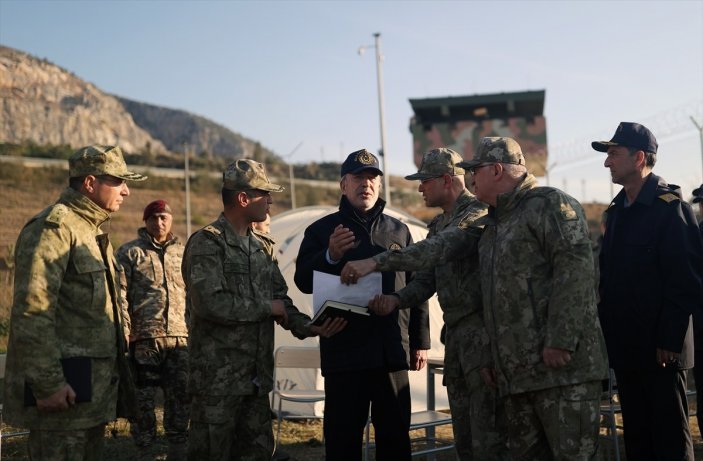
[294,149,431,461]
[595,122,703,460]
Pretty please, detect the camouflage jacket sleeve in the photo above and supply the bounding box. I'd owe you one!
[11,216,74,397]
[183,230,270,324]
[395,269,436,312]
[374,218,483,272]
[115,246,132,339]
[403,232,431,351]
[536,190,595,351]
[269,246,312,340]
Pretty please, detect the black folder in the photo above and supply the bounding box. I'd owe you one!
[24,356,92,406]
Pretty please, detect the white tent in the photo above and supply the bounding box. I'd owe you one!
[270,206,449,416]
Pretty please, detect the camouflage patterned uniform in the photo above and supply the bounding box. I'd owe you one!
[182,160,313,461]
[3,145,145,460]
[477,173,608,459]
[376,187,508,457]
[117,227,189,457]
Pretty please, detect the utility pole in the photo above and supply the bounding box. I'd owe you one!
[691,116,703,183]
[359,33,390,205]
[284,142,303,210]
[183,143,192,237]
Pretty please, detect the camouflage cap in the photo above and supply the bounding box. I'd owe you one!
[456,137,525,169]
[222,159,284,192]
[69,145,147,181]
[405,148,465,180]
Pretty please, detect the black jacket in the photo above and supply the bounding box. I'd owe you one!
[598,173,703,370]
[294,197,431,374]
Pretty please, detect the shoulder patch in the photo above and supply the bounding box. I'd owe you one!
[658,193,679,203]
[559,202,578,220]
[203,225,221,236]
[45,204,69,227]
[389,243,402,251]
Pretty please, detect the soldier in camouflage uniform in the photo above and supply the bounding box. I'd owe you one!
[117,200,189,460]
[343,148,508,460]
[463,137,608,460]
[3,145,146,460]
[181,159,344,461]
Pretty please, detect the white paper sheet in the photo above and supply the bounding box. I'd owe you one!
[312,270,383,314]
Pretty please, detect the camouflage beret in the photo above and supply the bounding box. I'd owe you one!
[405,148,465,180]
[223,159,284,192]
[341,149,383,177]
[69,145,147,181]
[457,137,525,169]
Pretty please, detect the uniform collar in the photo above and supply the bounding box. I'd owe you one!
[491,173,538,218]
[216,213,262,253]
[59,187,111,228]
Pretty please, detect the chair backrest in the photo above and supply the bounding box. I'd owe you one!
[274,346,321,370]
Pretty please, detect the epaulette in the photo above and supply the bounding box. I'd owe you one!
[44,204,69,228]
[658,193,679,203]
[203,225,221,236]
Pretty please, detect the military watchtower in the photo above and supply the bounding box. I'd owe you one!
[409,90,548,176]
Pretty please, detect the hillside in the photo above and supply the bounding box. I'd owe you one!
[0,45,274,160]
[117,97,275,160]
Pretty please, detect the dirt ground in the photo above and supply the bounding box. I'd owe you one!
[2,410,702,461]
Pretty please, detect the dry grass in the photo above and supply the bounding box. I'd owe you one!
[1,410,702,461]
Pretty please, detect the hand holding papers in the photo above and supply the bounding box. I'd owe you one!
[310,270,383,326]
[340,258,379,284]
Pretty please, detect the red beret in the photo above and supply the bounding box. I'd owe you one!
[143,200,172,221]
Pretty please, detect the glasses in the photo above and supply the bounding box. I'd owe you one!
[419,175,445,185]
[467,164,493,176]
[96,175,126,187]
[246,189,271,198]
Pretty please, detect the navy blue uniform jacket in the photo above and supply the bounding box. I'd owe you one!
[294,197,431,375]
[598,173,703,370]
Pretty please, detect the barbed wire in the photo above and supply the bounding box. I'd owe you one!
[549,100,703,173]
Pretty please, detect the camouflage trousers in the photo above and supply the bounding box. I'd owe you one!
[503,380,601,460]
[130,337,189,448]
[187,393,273,461]
[445,368,509,460]
[27,424,105,461]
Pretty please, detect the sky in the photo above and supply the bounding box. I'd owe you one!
[1,0,702,204]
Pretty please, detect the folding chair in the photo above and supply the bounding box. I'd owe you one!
[271,346,325,449]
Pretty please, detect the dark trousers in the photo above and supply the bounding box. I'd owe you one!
[323,368,411,461]
[693,362,703,436]
[614,368,694,461]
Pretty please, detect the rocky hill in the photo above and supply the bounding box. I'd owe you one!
[0,45,274,159]
[116,98,266,159]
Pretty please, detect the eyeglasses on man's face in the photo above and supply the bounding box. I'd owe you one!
[419,175,445,185]
[96,175,127,187]
[468,164,493,176]
[246,189,271,198]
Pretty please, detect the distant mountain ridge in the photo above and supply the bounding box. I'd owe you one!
[0,45,274,160]
[116,97,265,158]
